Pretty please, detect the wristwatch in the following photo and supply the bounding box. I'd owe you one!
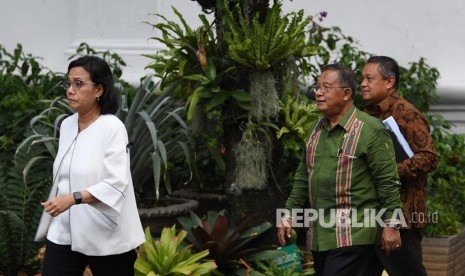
[73,191,82,204]
[389,222,401,230]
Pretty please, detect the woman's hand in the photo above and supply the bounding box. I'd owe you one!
[41,195,75,217]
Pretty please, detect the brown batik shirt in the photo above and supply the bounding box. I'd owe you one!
[364,91,438,228]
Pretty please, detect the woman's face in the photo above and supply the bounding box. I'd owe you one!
[66,67,102,114]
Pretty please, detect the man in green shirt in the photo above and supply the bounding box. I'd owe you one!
[278,64,403,275]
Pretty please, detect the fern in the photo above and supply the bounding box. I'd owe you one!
[0,210,23,274]
[277,96,319,142]
[224,0,313,70]
[0,147,50,275]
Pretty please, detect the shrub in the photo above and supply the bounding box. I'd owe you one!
[134,226,217,275]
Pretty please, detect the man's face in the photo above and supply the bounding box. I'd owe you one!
[315,70,348,116]
[361,63,391,105]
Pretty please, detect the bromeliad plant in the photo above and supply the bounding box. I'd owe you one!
[177,209,282,274]
[118,78,193,204]
[135,226,217,276]
[144,7,252,122]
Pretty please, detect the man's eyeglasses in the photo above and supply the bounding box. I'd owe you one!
[62,80,97,91]
[313,85,348,94]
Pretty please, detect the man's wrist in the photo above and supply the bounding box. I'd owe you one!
[384,219,402,230]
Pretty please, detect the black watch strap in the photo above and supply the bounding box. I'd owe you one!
[73,191,82,204]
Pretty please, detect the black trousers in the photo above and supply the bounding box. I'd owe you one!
[375,228,427,276]
[312,245,380,276]
[42,240,137,276]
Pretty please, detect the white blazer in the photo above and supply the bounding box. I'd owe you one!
[35,113,145,256]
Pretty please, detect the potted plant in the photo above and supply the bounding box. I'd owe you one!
[134,225,217,275]
[421,117,465,276]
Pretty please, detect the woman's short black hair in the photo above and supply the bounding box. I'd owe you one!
[68,55,119,114]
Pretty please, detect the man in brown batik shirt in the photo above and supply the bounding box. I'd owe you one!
[361,56,438,276]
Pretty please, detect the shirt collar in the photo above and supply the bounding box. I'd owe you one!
[322,105,357,132]
[365,90,400,116]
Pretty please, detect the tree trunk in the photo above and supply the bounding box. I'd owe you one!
[197,0,289,241]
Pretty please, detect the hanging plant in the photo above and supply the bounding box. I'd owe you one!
[232,120,278,192]
[233,136,267,191]
[249,70,280,120]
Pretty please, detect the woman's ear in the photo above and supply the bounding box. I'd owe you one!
[95,84,104,98]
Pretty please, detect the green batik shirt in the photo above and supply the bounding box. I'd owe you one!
[285,106,402,252]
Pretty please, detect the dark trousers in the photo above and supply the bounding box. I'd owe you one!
[312,245,380,276]
[375,228,427,276]
[42,240,137,276]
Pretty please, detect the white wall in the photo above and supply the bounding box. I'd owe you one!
[1,0,463,132]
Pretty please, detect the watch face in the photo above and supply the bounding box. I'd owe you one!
[73,192,82,204]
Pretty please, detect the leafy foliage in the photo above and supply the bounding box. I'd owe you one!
[398,58,440,113]
[277,96,319,143]
[224,0,314,70]
[144,6,251,120]
[0,44,64,276]
[0,43,63,173]
[424,115,465,236]
[0,112,58,275]
[145,7,214,90]
[177,209,281,274]
[144,6,252,191]
[135,226,217,276]
[120,79,193,204]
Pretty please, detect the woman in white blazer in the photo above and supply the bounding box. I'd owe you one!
[36,56,144,275]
